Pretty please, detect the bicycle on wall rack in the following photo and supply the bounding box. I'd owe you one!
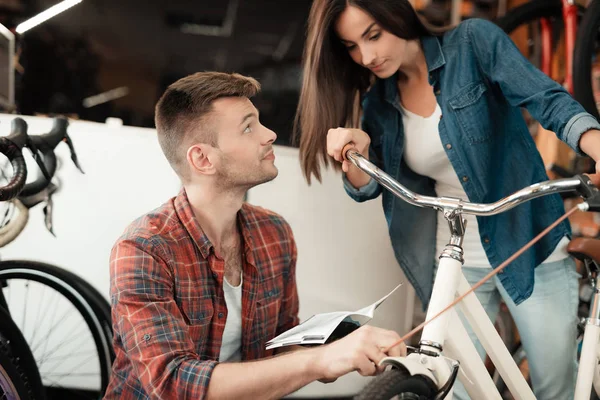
[496,0,600,120]
[339,144,600,399]
[0,117,114,400]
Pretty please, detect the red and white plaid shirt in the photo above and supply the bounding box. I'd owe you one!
[104,189,299,399]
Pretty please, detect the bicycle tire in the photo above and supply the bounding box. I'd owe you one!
[22,262,115,360]
[60,270,114,358]
[0,261,112,397]
[0,348,30,400]
[573,0,600,119]
[495,0,562,34]
[354,368,437,400]
[0,306,45,399]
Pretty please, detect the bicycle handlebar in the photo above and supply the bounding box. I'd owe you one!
[19,118,70,198]
[0,117,84,202]
[0,118,29,201]
[342,144,600,215]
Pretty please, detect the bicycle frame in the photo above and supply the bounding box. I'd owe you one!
[344,149,599,399]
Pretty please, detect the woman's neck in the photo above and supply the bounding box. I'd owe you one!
[397,41,429,84]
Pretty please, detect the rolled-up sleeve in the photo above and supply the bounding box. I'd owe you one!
[563,112,600,152]
[343,173,381,201]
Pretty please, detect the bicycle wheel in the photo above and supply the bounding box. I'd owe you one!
[496,0,562,36]
[354,368,437,400]
[573,0,600,119]
[0,261,112,398]
[495,0,564,69]
[31,263,114,361]
[0,306,45,399]
[494,0,563,140]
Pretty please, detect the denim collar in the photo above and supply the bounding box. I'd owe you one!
[378,35,446,106]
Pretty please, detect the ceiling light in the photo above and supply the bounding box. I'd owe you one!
[16,0,82,34]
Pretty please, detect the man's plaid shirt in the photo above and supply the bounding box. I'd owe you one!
[104,189,299,399]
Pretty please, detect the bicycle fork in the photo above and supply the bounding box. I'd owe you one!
[378,212,534,399]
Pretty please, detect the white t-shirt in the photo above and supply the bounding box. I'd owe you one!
[219,273,243,362]
[401,102,568,267]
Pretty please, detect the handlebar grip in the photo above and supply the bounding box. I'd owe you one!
[341,142,358,161]
[0,137,27,201]
[7,118,28,149]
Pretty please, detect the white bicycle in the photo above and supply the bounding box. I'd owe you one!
[341,145,600,400]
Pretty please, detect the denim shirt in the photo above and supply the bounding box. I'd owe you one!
[344,19,600,308]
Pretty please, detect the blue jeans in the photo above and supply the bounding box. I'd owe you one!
[452,257,580,400]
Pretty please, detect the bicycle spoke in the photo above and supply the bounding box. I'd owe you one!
[20,282,28,333]
[42,353,98,384]
[44,371,100,378]
[35,349,98,367]
[36,325,90,367]
[35,293,60,357]
[31,305,76,353]
[28,285,57,350]
[0,268,110,397]
[28,282,47,346]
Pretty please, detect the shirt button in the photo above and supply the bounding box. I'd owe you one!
[462,176,469,182]
[435,89,441,95]
[143,334,151,341]
[218,312,224,318]
[484,237,490,244]
[445,144,452,150]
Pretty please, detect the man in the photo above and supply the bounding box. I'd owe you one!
[104,71,405,400]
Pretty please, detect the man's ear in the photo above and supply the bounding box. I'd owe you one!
[187,144,217,176]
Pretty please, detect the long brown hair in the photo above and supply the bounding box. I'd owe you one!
[294,0,433,183]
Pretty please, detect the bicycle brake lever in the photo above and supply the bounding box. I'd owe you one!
[25,138,52,181]
[576,174,600,212]
[63,133,84,174]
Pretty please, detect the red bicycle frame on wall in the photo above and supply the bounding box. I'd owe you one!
[540,0,579,93]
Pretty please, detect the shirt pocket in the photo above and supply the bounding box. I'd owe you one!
[179,295,214,326]
[448,82,492,144]
[254,286,282,342]
[187,313,213,356]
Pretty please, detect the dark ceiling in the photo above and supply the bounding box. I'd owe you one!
[5,0,313,145]
[3,0,500,145]
[39,0,312,75]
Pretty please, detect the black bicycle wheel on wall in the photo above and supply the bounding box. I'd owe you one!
[573,0,600,120]
[0,305,46,399]
[0,261,112,398]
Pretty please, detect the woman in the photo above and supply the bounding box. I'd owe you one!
[294,1,600,398]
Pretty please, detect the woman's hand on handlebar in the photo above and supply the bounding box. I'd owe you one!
[586,172,600,188]
[327,128,370,173]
